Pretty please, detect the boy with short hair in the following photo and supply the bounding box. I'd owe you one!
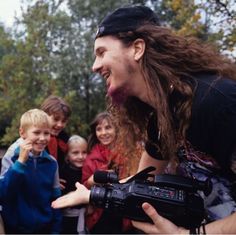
[0,109,62,234]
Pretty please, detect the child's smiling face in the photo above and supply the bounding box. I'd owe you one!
[20,125,51,155]
[67,142,87,168]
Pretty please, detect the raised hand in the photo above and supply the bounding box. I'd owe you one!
[18,139,33,163]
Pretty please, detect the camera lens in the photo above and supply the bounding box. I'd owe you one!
[107,172,119,183]
[90,186,107,207]
[94,170,118,184]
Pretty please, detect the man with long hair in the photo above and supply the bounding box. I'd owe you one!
[52,5,236,234]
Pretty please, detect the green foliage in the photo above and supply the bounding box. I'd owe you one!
[0,0,235,147]
[194,0,236,57]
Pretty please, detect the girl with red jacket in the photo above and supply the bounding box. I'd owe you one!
[82,111,142,234]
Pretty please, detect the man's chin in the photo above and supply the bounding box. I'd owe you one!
[108,89,128,106]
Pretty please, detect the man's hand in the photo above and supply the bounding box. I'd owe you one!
[132,202,188,234]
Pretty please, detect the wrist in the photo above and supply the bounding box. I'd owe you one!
[178,227,189,235]
[18,156,27,163]
[18,150,29,163]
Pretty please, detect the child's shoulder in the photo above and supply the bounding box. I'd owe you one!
[41,150,58,163]
[3,138,23,159]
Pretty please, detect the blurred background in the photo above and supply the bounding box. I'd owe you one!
[0,0,235,152]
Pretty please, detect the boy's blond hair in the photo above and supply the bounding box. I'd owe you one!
[20,109,50,130]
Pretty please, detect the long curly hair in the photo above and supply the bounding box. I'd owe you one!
[87,111,142,177]
[108,23,236,161]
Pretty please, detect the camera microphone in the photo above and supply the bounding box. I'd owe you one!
[94,170,119,184]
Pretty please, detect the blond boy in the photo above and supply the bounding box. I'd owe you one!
[0,109,61,234]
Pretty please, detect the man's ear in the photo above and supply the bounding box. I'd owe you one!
[19,128,26,139]
[133,38,145,61]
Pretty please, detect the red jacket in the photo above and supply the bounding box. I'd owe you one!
[46,130,69,169]
[82,144,110,188]
[82,144,132,232]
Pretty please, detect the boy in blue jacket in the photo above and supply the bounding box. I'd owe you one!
[0,109,62,234]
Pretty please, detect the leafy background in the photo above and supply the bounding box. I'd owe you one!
[0,0,235,147]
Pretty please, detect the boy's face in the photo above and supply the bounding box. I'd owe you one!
[67,142,87,168]
[48,113,68,136]
[20,125,51,155]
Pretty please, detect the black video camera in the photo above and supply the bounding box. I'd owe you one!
[90,167,212,229]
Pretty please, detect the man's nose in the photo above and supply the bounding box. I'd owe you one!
[92,58,101,73]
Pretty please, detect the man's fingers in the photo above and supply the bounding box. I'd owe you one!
[142,202,161,224]
[132,221,157,234]
[131,203,163,234]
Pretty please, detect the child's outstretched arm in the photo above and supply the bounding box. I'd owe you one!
[51,182,90,208]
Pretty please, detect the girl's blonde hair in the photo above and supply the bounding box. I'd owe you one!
[65,135,87,163]
[68,135,88,149]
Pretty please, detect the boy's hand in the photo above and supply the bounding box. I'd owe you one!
[18,139,32,163]
[59,178,67,190]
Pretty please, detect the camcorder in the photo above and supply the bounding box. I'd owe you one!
[90,167,212,229]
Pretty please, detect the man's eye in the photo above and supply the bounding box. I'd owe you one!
[97,50,105,57]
